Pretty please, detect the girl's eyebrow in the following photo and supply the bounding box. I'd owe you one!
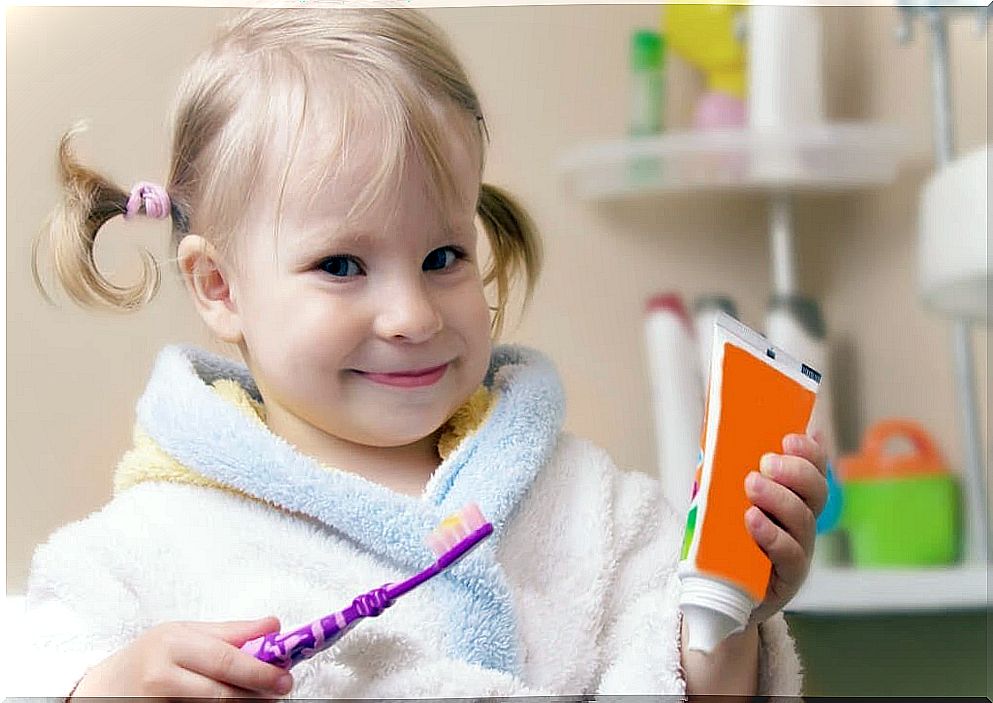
[296,226,374,252]
[443,219,477,240]
[296,219,473,253]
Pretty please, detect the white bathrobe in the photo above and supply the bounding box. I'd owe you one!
[10,345,803,697]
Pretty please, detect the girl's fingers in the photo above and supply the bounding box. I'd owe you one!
[782,432,828,477]
[171,665,276,699]
[184,616,282,646]
[745,504,810,586]
[745,471,817,555]
[171,630,292,697]
[759,452,828,517]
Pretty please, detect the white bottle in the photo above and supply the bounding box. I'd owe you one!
[747,5,825,181]
[764,295,836,459]
[747,5,824,130]
[692,295,739,394]
[644,293,705,516]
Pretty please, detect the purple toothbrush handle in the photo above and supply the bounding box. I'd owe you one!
[241,587,393,669]
[384,522,493,599]
[243,521,494,669]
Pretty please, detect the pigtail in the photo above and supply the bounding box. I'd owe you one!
[32,121,161,311]
[477,183,543,339]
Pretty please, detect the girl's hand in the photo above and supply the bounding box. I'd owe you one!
[70,617,294,699]
[744,431,829,625]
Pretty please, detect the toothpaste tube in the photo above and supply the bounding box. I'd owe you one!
[678,311,820,653]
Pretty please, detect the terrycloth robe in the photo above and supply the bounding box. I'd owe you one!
[12,344,804,697]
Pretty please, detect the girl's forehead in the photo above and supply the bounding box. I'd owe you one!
[260,164,479,258]
[282,121,481,221]
[240,76,483,243]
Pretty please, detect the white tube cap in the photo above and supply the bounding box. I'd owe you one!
[681,604,746,654]
[678,573,754,654]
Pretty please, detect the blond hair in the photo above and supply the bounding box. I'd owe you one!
[34,8,541,338]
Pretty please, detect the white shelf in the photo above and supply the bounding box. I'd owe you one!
[556,123,909,201]
[785,564,990,615]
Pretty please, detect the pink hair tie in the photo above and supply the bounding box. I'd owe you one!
[125,181,171,220]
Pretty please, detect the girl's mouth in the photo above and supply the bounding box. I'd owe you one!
[356,363,449,388]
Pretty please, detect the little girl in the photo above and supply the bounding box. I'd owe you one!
[20,8,827,698]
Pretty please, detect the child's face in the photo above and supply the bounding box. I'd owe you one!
[227,115,492,453]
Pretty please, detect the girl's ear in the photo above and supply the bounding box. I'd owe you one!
[177,235,244,344]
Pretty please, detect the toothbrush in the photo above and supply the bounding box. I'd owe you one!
[241,502,493,670]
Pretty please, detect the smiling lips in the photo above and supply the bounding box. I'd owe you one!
[357,363,449,388]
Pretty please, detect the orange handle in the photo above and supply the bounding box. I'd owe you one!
[861,420,942,465]
[841,419,946,480]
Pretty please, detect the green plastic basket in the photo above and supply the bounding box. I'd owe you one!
[841,474,960,566]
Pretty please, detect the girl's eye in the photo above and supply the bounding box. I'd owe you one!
[423,246,465,272]
[318,256,363,278]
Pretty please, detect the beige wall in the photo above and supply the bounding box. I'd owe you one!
[6,5,988,593]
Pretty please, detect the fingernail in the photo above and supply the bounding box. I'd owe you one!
[760,453,780,476]
[745,506,765,532]
[786,435,802,453]
[746,471,763,492]
[276,674,293,695]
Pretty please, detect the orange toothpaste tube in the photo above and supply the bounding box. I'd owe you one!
[678,312,820,653]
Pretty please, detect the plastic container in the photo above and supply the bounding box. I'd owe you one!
[692,294,738,393]
[629,29,665,137]
[644,293,704,518]
[663,4,747,131]
[748,5,824,130]
[694,91,747,130]
[679,312,820,653]
[838,420,961,567]
[765,294,836,460]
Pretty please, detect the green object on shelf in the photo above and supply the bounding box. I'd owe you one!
[629,29,666,138]
[839,419,962,567]
[842,474,960,566]
[628,30,666,184]
[631,29,666,72]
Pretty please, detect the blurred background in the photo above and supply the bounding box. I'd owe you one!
[6,4,989,696]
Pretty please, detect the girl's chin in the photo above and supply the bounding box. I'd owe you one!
[348,421,446,449]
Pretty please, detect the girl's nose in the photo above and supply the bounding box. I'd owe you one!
[373,282,443,344]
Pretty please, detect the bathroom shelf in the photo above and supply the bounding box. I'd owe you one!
[785,564,990,615]
[556,123,909,201]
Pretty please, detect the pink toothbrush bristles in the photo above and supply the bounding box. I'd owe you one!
[427,502,488,558]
